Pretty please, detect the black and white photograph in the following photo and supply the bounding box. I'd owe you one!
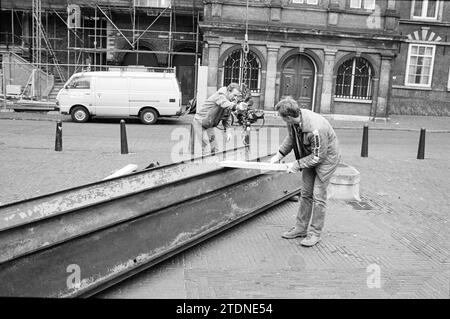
[0,0,448,308]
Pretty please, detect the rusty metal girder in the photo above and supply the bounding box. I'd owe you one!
[0,146,302,297]
[0,147,248,233]
[0,165,263,263]
[0,148,254,265]
[0,171,301,297]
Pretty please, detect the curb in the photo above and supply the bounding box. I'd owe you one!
[1,113,449,133]
[0,116,67,122]
[261,124,450,133]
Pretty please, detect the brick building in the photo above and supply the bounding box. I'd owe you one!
[390,0,450,116]
[1,0,448,116]
[201,0,403,117]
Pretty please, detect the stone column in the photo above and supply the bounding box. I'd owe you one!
[264,45,279,110]
[320,49,337,114]
[207,41,220,97]
[375,55,393,117]
[370,78,380,118]
[385,0,399,31]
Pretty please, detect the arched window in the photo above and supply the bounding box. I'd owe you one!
[335,57,374,100]
[223,49,261,92]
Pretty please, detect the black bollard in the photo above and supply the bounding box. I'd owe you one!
[361,124,368,157]
[55,120,62,152]
[417,128,426,160]
[120,119,128,154]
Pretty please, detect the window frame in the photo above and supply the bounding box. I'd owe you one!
[222,49,261,94]
[334,57,374,101]
[404,43,436,88]
[67,76,91,89]
[411,0,439,20]
[292,0,320,5]
[349,0,376,10]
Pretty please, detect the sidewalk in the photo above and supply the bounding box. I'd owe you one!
[1,109,449,132]
[263,112,450,132]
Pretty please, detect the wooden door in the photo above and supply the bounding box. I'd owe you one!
[176,65,195,105]
[280,54,315,110]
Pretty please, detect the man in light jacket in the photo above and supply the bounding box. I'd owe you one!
[192,83,245,155]
[270,98,341,247]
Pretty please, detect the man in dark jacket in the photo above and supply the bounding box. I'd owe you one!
[192,83,245,155]
[270,98,341,247]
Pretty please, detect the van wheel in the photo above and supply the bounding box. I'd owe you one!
[71,106,89,123]
[140,109,158,125]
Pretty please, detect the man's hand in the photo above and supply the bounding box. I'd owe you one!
[269,152,283,164]
[286,161,301,174]
[226,132,232,142]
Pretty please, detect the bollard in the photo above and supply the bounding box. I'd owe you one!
[361,124,368,157]
[55,120,62,152]
[120,119,128,154]
[417,128,426,160]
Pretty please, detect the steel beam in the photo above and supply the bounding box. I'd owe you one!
[0,172,300,297]
[0,147,248,232]
[0,166,262,263]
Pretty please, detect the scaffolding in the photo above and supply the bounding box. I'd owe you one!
[1,0,203,102]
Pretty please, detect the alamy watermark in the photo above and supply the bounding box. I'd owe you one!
[170,127,282,163]
[366,263,381,289]
[66,263,81,289]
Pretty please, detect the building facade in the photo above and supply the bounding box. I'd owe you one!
[200,0,403,117]
[390,0,450,116]
[1,0,448,116]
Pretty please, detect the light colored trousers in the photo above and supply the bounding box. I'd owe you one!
[192,117,219,156]
[295,167,333,236]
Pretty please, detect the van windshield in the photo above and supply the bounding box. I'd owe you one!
[67,76,91,89]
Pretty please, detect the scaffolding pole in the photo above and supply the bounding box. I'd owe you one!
[168,1,173,67]
[194,11,199,96]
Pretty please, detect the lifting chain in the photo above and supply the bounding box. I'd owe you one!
[241,0,250,91]
[241,34,249,91]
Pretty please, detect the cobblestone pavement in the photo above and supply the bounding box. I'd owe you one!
[0,119,190,204]
[98,130,450,299]
[96,138,449,299]
[0,116,449,299]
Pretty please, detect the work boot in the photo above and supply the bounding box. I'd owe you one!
[300,234,321,247]
[281,227,307,239]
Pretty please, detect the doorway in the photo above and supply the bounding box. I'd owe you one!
[122,46,158,67]
[173,49,196,105]
[280,54,315,110]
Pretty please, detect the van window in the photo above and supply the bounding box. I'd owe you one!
[96,77,128,90]
[67,76,91,89]
[129,78,174,91]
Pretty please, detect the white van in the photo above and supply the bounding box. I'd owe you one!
[56,68,182,124]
